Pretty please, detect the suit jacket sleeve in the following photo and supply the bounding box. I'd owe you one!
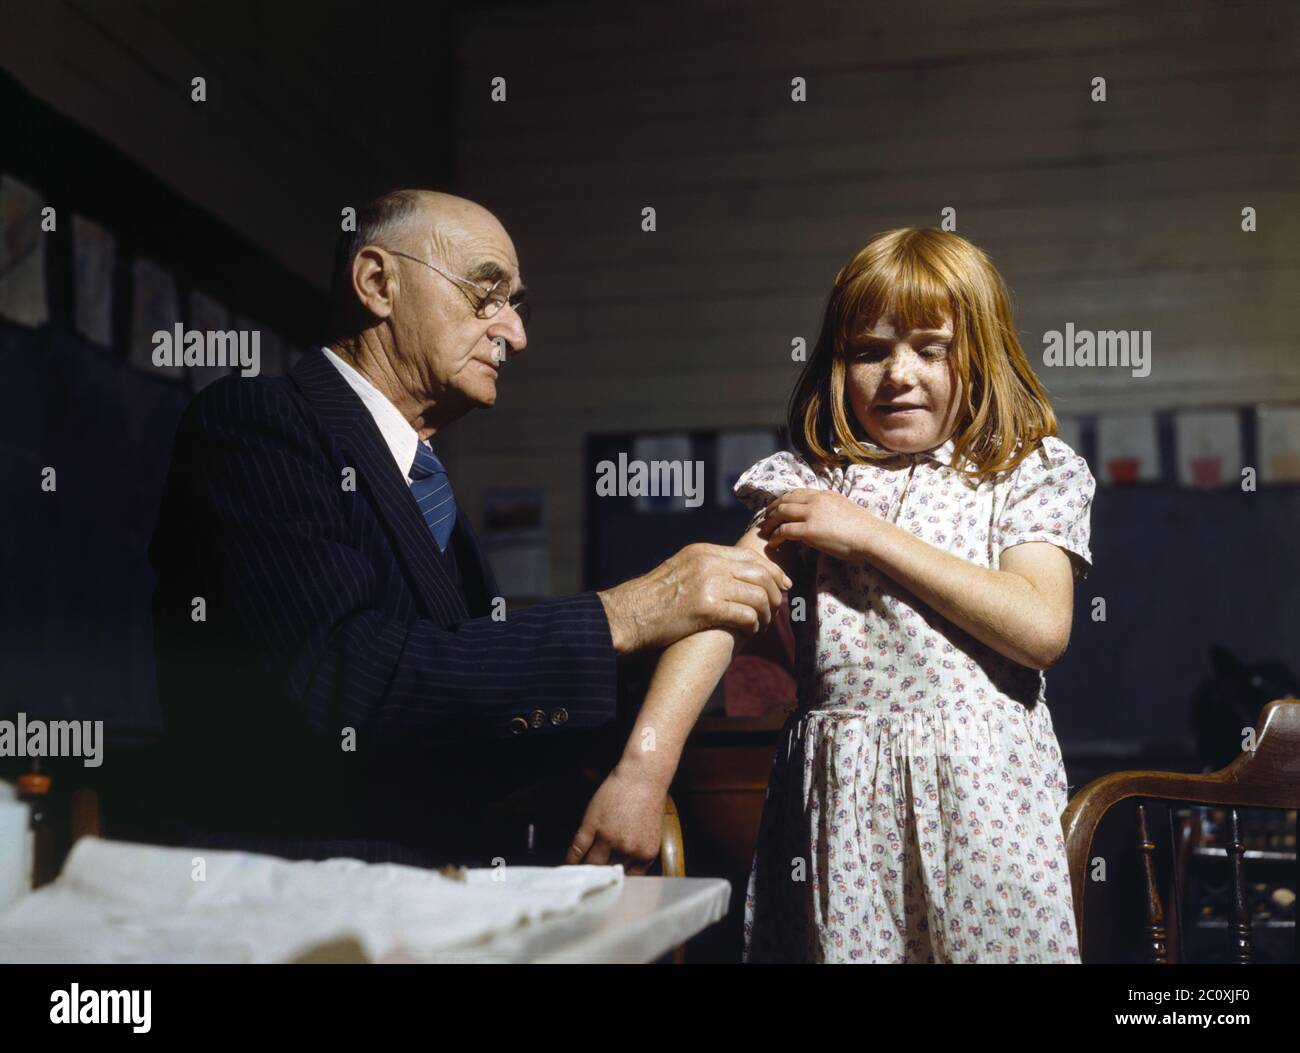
[152,377,618,752]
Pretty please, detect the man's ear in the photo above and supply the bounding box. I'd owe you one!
[352,245,397,321]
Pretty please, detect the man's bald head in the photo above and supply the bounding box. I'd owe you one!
[327,188,514,342]
[413,189,509,258]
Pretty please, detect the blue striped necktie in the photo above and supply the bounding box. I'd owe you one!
[409,442,457,552]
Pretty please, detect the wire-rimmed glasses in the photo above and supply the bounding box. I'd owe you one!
[386,249,530,325]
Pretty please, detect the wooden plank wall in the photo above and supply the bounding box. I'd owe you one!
[448,0,1299,595]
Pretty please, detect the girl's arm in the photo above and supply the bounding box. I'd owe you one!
[759,489,1075,672]
[566,525,796,870]
[862,525,1073,670]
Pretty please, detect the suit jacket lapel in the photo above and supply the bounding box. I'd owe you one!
[450,510,500,617]
[290,349,467,621]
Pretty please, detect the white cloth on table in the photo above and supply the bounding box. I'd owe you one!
[0,836,623,963]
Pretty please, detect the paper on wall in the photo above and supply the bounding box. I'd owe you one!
[484,487,550,598]
[631,433,695,513]
[1174,410,1242,489]
[1257,404,1300,484]
[187,290,232,391]
[717,428,780,506]
[72,215,115,346]
[1054,415,1084,457]
[1095,412,1160,485]
[129,257,182,377]
[0,175,49,327]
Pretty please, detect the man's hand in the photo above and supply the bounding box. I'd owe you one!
[757,488,879,563]
[597,543,792,654]
[565,762,668,874]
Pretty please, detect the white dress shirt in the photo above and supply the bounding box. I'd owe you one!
[322,347,425,483]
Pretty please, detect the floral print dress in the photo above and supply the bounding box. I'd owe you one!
[733,434,1095,964]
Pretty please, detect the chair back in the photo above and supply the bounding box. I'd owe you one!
[1062,698,1300,963]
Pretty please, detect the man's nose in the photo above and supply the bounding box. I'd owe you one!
[487,308,527,354]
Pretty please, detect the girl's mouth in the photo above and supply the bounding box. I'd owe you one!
[876,404,925,416]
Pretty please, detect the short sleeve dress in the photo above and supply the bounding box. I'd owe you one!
[733,434,1095,964]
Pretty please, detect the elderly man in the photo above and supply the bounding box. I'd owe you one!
[142,189,788,869]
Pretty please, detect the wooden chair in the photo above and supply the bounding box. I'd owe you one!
[660,794,686,878]
[660,794,688,963]
[69,787,103,843]
[1062,697,1300,963]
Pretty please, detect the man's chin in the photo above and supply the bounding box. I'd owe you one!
[442,381,497,416]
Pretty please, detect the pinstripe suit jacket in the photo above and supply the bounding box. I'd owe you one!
[145,349,618,866]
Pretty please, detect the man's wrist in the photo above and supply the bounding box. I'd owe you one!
[597,582,641,655]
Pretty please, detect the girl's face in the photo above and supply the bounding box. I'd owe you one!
[845,313,963,454]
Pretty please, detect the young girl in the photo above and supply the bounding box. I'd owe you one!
[570,228,1095,964]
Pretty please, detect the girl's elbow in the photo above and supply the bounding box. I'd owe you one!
[1033,624,1072,670]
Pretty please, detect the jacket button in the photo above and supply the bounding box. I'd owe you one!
[529,709,547,729]
[508,716,529,735]
[550,707,569,726]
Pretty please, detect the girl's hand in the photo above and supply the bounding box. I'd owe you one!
[566,761,667,874]
[757,489,879,563]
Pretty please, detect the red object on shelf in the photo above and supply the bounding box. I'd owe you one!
[1107,457,1140,484]
[1191,455,1222,489]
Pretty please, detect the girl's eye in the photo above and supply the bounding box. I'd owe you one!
[850,342,948,361]
[852,347,886,362]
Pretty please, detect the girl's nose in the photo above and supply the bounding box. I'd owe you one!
[884,346,917,384]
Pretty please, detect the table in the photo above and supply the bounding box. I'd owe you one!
[386,876,732,963]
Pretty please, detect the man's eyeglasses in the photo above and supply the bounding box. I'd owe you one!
[386,249,530,325]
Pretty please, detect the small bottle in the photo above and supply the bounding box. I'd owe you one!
[17,762,60,889]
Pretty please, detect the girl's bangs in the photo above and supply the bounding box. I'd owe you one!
[835,253,957,352]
